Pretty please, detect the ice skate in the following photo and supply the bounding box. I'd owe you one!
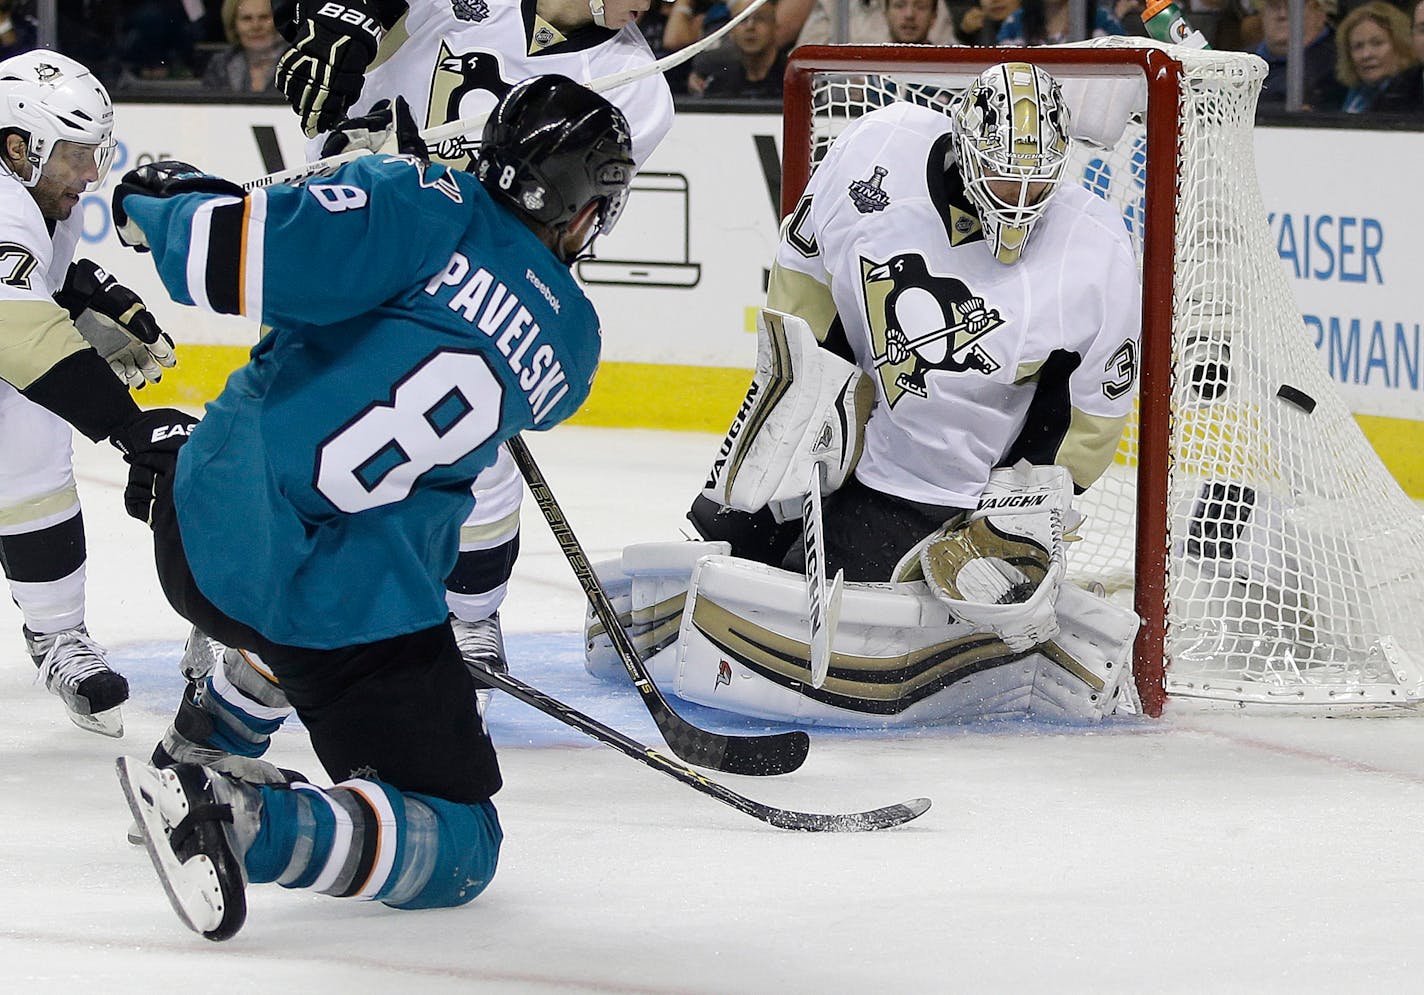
[116,757,257,941]
[451,612,508,717]
[25,625,128,738]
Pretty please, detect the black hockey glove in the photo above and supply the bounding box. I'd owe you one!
[109,408,201,524]
[274,0,384,138]
[56,259,176,388]
[112,160,247,252]
[319,96,428,163]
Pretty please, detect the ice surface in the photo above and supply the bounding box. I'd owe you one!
[6,426,1424,993]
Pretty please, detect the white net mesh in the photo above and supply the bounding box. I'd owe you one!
[791,38,1424,709]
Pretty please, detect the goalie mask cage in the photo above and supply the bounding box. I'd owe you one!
[783,38,1424,717]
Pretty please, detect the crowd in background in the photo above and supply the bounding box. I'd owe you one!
[5,0,1423,118]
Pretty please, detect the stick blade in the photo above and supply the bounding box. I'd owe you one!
[760,796,932,833]
[713,728,811,776]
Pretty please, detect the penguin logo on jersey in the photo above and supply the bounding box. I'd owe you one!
[861,253,1004,407]
[450,0,490,22]
[426,42,515,168]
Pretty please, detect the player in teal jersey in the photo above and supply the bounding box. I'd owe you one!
[112,77,634,941]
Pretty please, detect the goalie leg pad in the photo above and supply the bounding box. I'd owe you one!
[582,540,730,682]
[701,309,874,523]
[671,555,1139,725]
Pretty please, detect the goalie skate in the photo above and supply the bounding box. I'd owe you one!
[25,625,128,738]
[116,757,250,941]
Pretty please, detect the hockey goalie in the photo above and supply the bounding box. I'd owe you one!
[584,62,1144,726]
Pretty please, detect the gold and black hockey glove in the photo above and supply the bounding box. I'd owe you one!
[274,0,385,138]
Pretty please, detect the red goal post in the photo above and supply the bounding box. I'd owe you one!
[780,40,1424,716]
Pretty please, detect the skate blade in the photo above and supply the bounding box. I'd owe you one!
[115,757,229,937]
[68,704,123,738]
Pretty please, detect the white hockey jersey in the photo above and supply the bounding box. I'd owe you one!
[331,0,674,170]
[768,101,1141,509]
[0,176,88,392]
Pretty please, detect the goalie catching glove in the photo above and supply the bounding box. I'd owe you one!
[902,463,1080,653]
[109,409,201,524]
[55,260,175,388]
[274,0,386,138]
[112,161,247,253]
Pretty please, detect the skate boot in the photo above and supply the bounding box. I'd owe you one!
[178,625,226,682]
[25,625,128,738]
[117,757,259,941]
[149,676,306,784]
[451,612,508,717]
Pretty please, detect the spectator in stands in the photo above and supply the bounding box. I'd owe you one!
[1329,0,1422,112]
[1254,0,1338,108]
[688,0,786,98]
[664,0,733,52]
[202,0,288,92]
[118,0,199,82]
[0,0,36,60]
[885,0,940,41]
[635,4,694,93]
[958,0,1022,44]
[781,0,960,48]
[995,0,1125,45]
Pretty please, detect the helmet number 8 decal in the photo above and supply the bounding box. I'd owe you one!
[316,350,501,513]
[498,165,517,190]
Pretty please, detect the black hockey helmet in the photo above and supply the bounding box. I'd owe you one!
[474,75,634,251]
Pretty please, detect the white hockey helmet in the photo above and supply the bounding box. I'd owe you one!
[0,50,116,190]
[951,62,1072,265]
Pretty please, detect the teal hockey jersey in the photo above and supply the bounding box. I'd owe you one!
[125,155,599,647]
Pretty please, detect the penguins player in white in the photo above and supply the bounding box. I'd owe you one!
[0,51,180,738]
[261,0,674,703]
[586,63,1145,727]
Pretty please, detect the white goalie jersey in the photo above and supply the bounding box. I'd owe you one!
[329,0,674,170]
[770,101,1141,509]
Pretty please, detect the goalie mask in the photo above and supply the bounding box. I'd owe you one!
[474,74,635,263]
[951,62,1072,265]
[0,50,116,192]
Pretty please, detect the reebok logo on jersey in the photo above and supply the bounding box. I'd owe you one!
[525,269,561,313]
[150,423,194,444]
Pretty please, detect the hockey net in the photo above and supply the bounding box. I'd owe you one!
[783,38,1424,715]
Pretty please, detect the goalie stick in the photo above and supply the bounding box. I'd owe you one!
[482,665,930,832]
[242,0,774,191]
[506,434,811,777]
[803,461,843,690]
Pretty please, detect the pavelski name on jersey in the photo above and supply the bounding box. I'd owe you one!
[425,251,571,423]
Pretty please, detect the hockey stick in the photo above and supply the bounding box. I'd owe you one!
[506,434,811,776]
[803,461,843,689]
[482,665,929,831]
[243,0,774,191]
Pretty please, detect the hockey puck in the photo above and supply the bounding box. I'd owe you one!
[1276,384,1316,413]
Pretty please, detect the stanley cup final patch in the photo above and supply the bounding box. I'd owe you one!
[848,166,890,214]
